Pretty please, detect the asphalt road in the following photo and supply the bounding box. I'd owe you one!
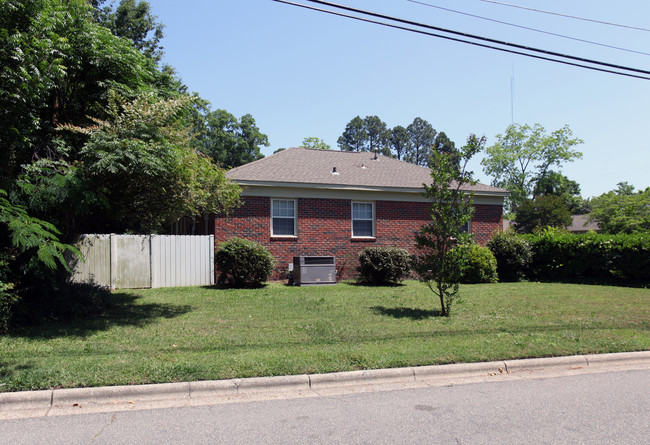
[1,369,648,444]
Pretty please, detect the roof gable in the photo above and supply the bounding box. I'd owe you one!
[226,148,506,194]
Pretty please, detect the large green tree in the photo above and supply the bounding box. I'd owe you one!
[589,183,650,234]
[20,94,241,234]
[0,0,174,186]
[299,137,331,150]
[412,134,485,317]
[481,123,583,210]
[337,115,389,155]
[93,0,165,62]
[0,0,248,328]
[364,115,389,155]
[533,171,590,214]
[199,109,269,169]
[432,131,459,171]
[337,116,367,152]
[514,195,572,233]
[389,125,409,160]
[405,117,436,166]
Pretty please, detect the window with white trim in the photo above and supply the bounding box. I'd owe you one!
[271,199,296,236]
[352,202,374,237]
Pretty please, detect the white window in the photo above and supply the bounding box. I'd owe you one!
[271,199,296,236]
[352,202,374,237]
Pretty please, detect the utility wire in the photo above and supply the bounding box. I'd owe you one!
[481,0,650,33]
[277,0,650,79]
[272,0,650,81]
[407,0,650,57]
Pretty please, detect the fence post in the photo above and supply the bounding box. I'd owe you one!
[110,233,117,291]
[149,235,154,289]
[209,235,215,286]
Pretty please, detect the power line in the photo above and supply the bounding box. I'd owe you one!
[272,0,650,80]
[481,0,650,33]
[407,0,650,57]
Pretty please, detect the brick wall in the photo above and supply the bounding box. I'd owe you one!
[214,196,503,280]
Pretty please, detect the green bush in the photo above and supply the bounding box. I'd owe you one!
[452,243,498,284]
[523,228,650,284]
[0,281,17,333]
[487,230,532,282]
[358,246,411,285]
[216,238,276,288]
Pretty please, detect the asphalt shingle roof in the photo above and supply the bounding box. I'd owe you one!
[226,148,507,194]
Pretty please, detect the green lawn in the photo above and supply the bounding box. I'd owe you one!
[1,281,648,392]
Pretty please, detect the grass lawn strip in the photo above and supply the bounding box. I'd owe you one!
[0,282,648,392]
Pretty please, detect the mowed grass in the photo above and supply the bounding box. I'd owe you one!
[1,281,648,392]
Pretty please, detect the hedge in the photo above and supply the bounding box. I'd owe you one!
[522,228,650,284]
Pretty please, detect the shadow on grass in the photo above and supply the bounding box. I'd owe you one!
[8,292,193,340]
[199,283,271,290]
[371,306,442,319]
[531,277,650,289]
[349,282,407,288]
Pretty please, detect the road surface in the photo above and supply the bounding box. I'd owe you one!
[1,369,648,444]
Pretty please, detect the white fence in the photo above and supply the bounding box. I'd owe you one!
[70,234,215,289]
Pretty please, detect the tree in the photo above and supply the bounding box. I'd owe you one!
[199,109,269,169]
[589,183,650,234]
[299,137,331,150]
[0,189,78,273]
[0,188,81,331]
[26,93,242,234]
[533,171,590,214]
[364,115,390,155]
[389,126,409,160]
[406,117,436,166]
[513,195,572,233]
[432,131,460,171]
[0,0,174,186]
[337,116,367,151]
[337,115,389,155]
[412,134,485,317]
[94,0,165,62]
[481,123,583,210]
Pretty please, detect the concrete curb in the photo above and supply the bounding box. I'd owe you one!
[1,351,648,418]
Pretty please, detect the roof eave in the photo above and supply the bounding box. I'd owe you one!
[231,179,510,197]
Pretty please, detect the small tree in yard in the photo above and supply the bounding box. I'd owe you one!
[412,134,485,316]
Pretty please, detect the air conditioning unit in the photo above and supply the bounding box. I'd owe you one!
[292,256,336,286]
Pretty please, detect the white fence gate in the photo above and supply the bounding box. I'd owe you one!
[70,234,215,289]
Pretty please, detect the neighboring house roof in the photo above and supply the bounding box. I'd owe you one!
[226,147,508,196]
[503,215,600,232]
[568,214,600,232]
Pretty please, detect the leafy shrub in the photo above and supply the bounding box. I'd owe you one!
[216,238,276,287]
[487,230,532,282]
[451,243,498,284]
[0,281,17,333]
[358,246,411,285]
[523,228,650,284]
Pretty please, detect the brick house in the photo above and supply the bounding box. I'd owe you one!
[214,148,508,280]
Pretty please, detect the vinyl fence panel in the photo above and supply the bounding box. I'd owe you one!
[71,234,214,289]
[70,235,111,287]
[150,235,214,288]
[114,235,151,289]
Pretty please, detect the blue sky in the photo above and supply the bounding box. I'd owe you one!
[149,0,650,198]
